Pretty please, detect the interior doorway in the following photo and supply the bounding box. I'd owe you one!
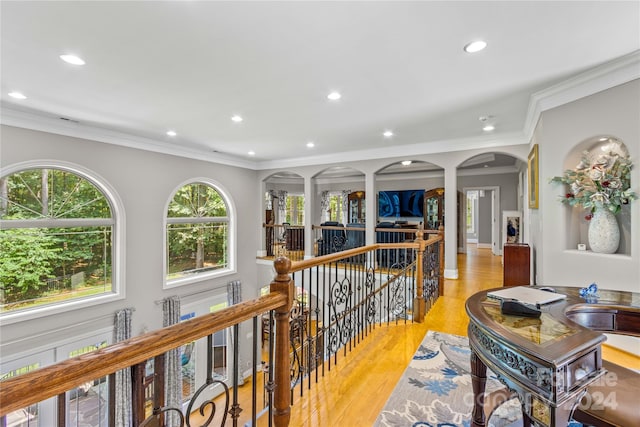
[461,186,500,255]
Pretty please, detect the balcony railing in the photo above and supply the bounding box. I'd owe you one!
[1,233,443,427]
[263,222,443,261]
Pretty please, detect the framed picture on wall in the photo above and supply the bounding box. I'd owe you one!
[528,144,539,209]
[502,211,522,247]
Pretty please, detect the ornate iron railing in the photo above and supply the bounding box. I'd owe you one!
[1,232,443,426]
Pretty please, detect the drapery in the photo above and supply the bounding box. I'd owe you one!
[114,308,132,427]
[277,190,287,222]
[227,280,244,385]
[320,191,330,222]
[342,189,351,224]
[162,296,182,427]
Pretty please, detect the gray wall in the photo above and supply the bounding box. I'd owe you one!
[0,125,260,359]
[477,191,493,245]
[536,80,639,292]
[534,80,640,354]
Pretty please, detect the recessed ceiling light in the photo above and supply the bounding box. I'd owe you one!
[306,142,315,148]
[383,130,394,138]
[327,91,341,101]
[464,40,487,53]
[231,115,243,123]
[248,150,255,156]
[401,160,412,166]
[59,54,86,65]
[482,125,495,132]
[166,130,177,137]
[8,91,27,100]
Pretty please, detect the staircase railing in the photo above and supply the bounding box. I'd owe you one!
[0,232,443,426]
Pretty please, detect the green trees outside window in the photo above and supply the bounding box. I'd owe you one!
[285,194,304,225]
[166,182,230,283]
[0,168,114,314]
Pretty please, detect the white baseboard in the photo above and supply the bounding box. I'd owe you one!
[477,243,492,249]
[444,269,458,279]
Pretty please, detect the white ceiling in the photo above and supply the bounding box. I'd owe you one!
[1,1,639,170]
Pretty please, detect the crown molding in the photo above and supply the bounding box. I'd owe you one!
[523,50,640,144]
[254,132,527,171]
[3,51,637,172]
[0,107,258,170]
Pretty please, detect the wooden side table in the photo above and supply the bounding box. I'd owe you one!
[503,243,530,286]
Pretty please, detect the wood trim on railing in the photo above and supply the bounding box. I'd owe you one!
[290,237,441,273]
[270,257,295,427]
[0,292,287,417]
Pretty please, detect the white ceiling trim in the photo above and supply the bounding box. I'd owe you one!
[3,51,638,172]
[255,132,527,171]
[523,50,640,145]
[0,108,259,170]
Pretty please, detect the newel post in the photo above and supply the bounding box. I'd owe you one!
[270,256,295,427]
[413,227,426,321]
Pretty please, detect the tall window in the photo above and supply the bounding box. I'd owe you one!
[466,191,478,233]
[0,166,117,317]
[284,194,304,225]
[179,296,229,410]
[166,181,232,285]
[327,193,343,223]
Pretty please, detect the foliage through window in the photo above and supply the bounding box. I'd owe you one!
[166,182,230,284]
[327,193,343,223]
[284,194,304,225]
[0,168,114,314]
[466,191,478,233]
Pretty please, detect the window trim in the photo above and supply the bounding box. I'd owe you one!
[285,192,304,225]
[0,160,126,325]
[163,178,236,289]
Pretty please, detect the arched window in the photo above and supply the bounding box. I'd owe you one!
[165,180,234,286]
[0,162,123,322]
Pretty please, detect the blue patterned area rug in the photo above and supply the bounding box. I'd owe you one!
[374,331,582,427]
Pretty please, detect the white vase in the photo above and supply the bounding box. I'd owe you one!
[588,207,620,254]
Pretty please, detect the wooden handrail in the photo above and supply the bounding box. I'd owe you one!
[0,292,287,417]
[1,235,444,422]
[290,236,441,273]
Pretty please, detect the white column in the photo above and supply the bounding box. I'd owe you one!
[365,171,376,245]
[304,175,314,259]
[258,181,268,258]
[444,166,458,279]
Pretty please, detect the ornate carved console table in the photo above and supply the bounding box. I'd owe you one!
[466,286,640,427]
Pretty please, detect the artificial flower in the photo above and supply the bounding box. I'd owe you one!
[550,145,637,214]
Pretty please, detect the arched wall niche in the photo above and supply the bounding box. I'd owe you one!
[559,135,634,254]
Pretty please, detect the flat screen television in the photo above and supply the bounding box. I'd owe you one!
[378,191,400,217]
[378,190,424,217]
[400,189,424,217]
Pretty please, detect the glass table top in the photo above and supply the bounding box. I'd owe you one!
[482,301,577,345]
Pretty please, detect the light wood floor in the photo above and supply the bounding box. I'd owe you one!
[198,246,639,426]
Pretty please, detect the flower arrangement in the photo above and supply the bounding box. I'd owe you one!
[550,143,636,215]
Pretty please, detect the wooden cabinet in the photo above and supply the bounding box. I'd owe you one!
[424,188,444,229]
[503,243,530,286]
[348,191,365,223]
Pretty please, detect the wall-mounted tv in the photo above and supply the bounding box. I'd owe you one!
[400,189,424,217]
[378,191,400,217]
[378,190,424,218]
